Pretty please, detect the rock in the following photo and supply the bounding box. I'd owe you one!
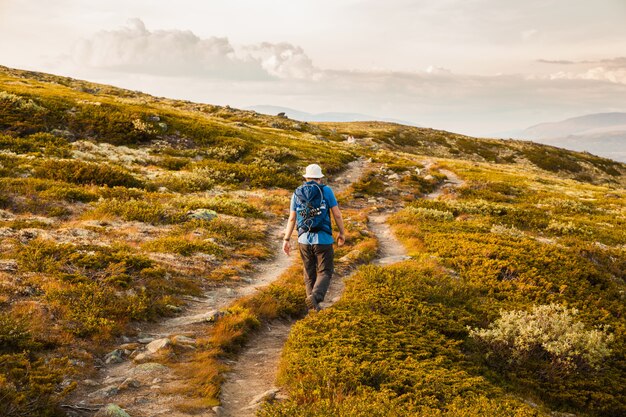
[118,377,140,390]
[178,309,221,325]
[424,174,434,180]
[103,376,126,385]
[158,122,168,131]
[83,379,100,387]
[316,135,329,142]
[414,167,421,174]
[339,250,361,263]
[165,304,182,313]
[146,338,171,354]
[187,209,218,221]
[137,336,155,344]
[94,403,131,417]
[387,173,400,180]
[104,349,125,364]
[133,362,169,375]
[147,115,160,122]
[173,335,197,345]
[213,405,225,416]
[119,343,140,351]
[249,388,280,405]
[276,112,287,118]
[132,352,152,363]
[87,385,119,399]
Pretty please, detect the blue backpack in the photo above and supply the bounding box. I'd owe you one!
[294,181,332,237]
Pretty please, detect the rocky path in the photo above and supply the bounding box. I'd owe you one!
[217,162,460,417]
[64,159,367,417]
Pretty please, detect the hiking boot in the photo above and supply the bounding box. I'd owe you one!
[306,295,320,312]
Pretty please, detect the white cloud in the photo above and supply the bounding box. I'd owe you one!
[243,42,319,80]
[64,19,626,136]
[536,56,626,85]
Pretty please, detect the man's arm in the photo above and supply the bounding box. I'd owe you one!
[282,210,297,255]
[331,205,346,246]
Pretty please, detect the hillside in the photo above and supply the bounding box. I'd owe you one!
[0,66,624,417]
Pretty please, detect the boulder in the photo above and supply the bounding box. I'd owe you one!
[104,349,124,364]
[94,404,131,417]
[249,388,280,405]
[118,377,140,390]
[187,209,218,221]
[146,338,171,353]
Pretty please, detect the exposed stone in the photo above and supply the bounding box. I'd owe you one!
[132,352,152,363]
[165,304,182,313]
[87,385,119,398]
[83,379,100,387]
[133,362,169,375]
[249,388,280,405]
[118,377,140,390]
[387,173,400,180]
[187,209,218,221]
[119,343,140,351]
[173,335,197,345]
[137,336,155,344]
[103,376,126,385]
[94,403,131,417]
[146,337,171,353]
[104,349,124,364]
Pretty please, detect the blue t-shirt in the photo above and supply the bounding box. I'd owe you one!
[290,184,338,245]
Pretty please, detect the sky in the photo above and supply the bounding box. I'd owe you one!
[1,0,626,136]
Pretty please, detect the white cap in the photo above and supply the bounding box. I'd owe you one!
[303,164,324,178]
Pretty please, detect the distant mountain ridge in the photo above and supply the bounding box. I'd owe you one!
[246,105,421,126]
[524,112,626,138]
[521,112,626,162]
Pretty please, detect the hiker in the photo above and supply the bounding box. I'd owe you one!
[282,164,346,312]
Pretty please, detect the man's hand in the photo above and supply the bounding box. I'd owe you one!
[282,239,291,256]
[337,232,346,247]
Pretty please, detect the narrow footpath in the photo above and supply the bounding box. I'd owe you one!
[218,163,461,417]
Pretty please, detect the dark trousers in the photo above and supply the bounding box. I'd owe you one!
[298,243,334,303]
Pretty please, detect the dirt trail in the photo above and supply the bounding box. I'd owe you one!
[425,166,465,200]
[217,162,459,417]
[218,212,408,417]
[65,159,366,417]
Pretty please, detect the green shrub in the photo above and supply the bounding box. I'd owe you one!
[33,159,143,188]
[89,198,187,224]
[143,236,223,257]
[0,132,71,157]
[469,304,614,373]
[0,353,74,417]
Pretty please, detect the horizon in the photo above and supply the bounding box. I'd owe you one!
[1,1,626,136]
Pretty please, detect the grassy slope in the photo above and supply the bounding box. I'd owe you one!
[0,66,624,416]
[264,159,625,417]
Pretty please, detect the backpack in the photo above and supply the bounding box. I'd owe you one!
[294,181,332,237]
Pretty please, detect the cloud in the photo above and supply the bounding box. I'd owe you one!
[535,56,626,85]
[67,19,626,136]
[242,42,319,80]
[72,18,317,80]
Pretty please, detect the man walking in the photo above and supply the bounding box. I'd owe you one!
[282,164,346,312]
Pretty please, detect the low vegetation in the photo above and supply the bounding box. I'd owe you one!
[268,160,625,416]
[0,65,624,416]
